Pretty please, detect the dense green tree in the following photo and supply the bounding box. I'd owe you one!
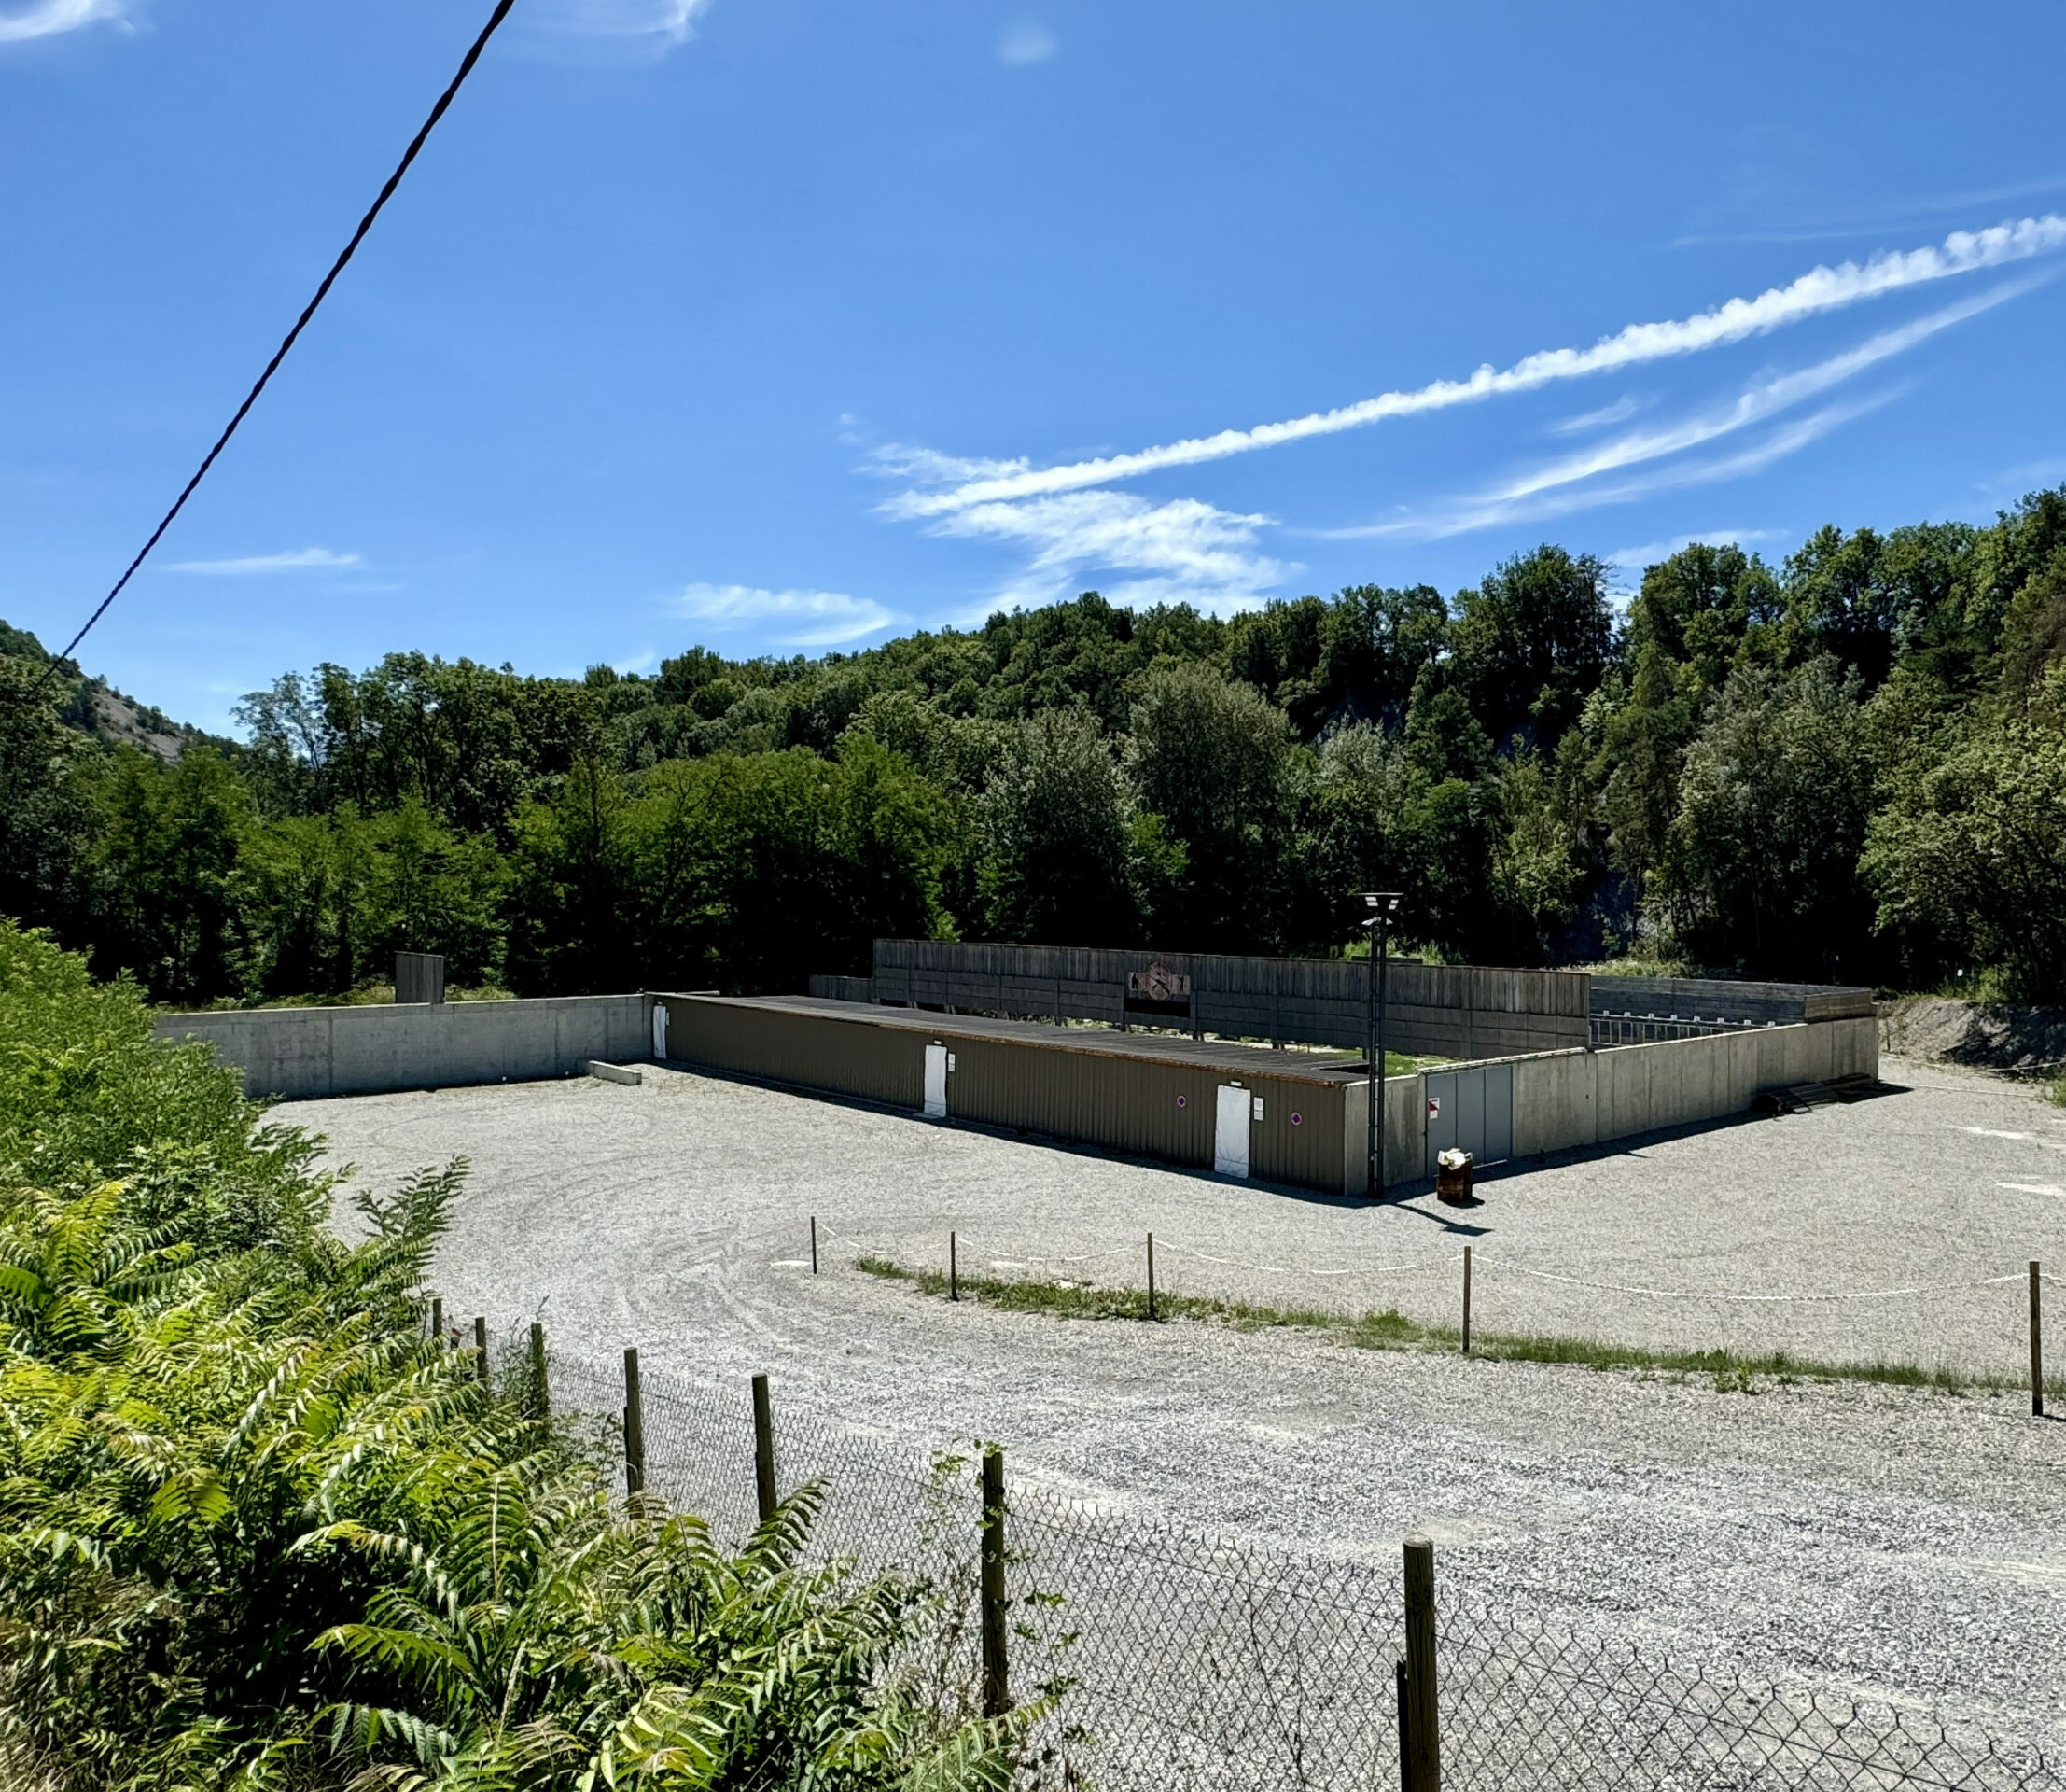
[506,742,956,995]
[1126,663,1291,950]
[0,656,96,948]
[1316,582,1449,729]
[1487,752,1591,965]
[1965,486,2066,655]
[1998,545,2066,714]
[87,747,257,1003]
[1623,541,1784,693]
[1449,544,1613,749]
[979,707,1140,945]
[977,590,1152,728]
[13,483,2066,1001]
[1403,673,1495,785]
[1291,724,1421,951]
[1658,660,1878,980]
[1862,676,2066,1001]
[238,652,598,836]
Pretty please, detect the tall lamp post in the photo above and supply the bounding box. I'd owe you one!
[1363,891,1403,1197]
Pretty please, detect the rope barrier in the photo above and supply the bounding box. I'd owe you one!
[805,1219,2045,1305]
[1512,1267,2022,1305]
[1153,1239,1431,1279]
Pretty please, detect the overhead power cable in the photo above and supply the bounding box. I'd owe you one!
[26,0,521,698]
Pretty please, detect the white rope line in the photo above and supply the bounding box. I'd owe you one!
[809,1220,2053,1303]
[1153,1239,1430,1279]
[1519,1267,2031,1304]
[956,1236,1141,1267]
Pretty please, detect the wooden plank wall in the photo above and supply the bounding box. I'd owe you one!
[869,941,1588,1060]
[1589,975,1875,1027]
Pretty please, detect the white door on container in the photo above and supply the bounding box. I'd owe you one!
[1214,1084,1250,1177]
[923,1043,949,1118]
[650,1001,669,1061]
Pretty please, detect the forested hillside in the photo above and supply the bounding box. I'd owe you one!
[5,489,2064,1008]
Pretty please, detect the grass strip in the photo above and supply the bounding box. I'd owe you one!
[855,1254,2062,1400]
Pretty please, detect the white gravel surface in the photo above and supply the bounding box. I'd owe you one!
[290,1056,2066,1749]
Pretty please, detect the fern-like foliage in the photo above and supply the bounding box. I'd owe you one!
[0,922,1044,1792]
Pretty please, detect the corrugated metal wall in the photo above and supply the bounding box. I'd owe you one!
[660,995,1351,1193]
[943,1033,1347,1190]
[660,997,925,1110]
[869,940,1587,1058]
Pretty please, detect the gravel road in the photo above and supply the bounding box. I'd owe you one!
[289,1056,2066,1753]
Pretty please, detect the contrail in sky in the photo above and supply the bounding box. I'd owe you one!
[894,213,2066,515]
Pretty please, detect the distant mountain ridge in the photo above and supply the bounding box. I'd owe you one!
[0,617,224,763]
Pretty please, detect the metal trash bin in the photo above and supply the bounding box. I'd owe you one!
[1436,1147,1474,1205]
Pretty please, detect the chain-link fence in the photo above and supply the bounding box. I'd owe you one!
[529,1337,2054,1792]
[1438,1600,2050,1792]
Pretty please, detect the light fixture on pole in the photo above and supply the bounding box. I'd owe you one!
[1362,892,1403,1197]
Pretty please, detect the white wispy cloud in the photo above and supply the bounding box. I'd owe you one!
[523,0,709,52]
[998,19,1055,66]
[0,0,125,42]
[925,489,1288,618]
[1322,279,2029,542]
[1345,396,1893,542]
[674,583,897,647]
[1550,395,1645,435]
[897,213,2066,517]
[1473,281,2033,511]
[167,547,361,575]
[1605,529,1783,570]
[1671,175,2066,249]
[869,442,1026,488]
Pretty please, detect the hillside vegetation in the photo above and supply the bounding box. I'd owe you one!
[5,491,2065,1006]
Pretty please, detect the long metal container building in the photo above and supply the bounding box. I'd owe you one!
[654,992,1418,1194]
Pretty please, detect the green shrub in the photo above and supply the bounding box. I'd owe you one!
[0,922,1040,1790]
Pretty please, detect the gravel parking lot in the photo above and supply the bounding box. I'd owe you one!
[289,1055,2066,1747]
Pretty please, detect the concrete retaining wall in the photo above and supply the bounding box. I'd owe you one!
[1510,1016,1879,1158]
[155,995,654,1100]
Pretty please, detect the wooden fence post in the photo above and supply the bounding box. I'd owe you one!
[2032,1261,2045,1419]
[430,1295,442,1343]
[751,1372,777,1525]
[529,1322,549,1421]
[623,1347,646,1497]
[1403,1533,1441,1792]
[950,1231,959,1302]
[981,1449,1009,1717]
[473,1315,489,1387]
[1147,1232,1157,1322]
[1461,1247,1473,1355]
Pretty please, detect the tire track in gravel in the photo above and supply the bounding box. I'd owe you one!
[292,1069,2066,1746]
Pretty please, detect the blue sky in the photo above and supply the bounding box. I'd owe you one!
[4,0,2065,731]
